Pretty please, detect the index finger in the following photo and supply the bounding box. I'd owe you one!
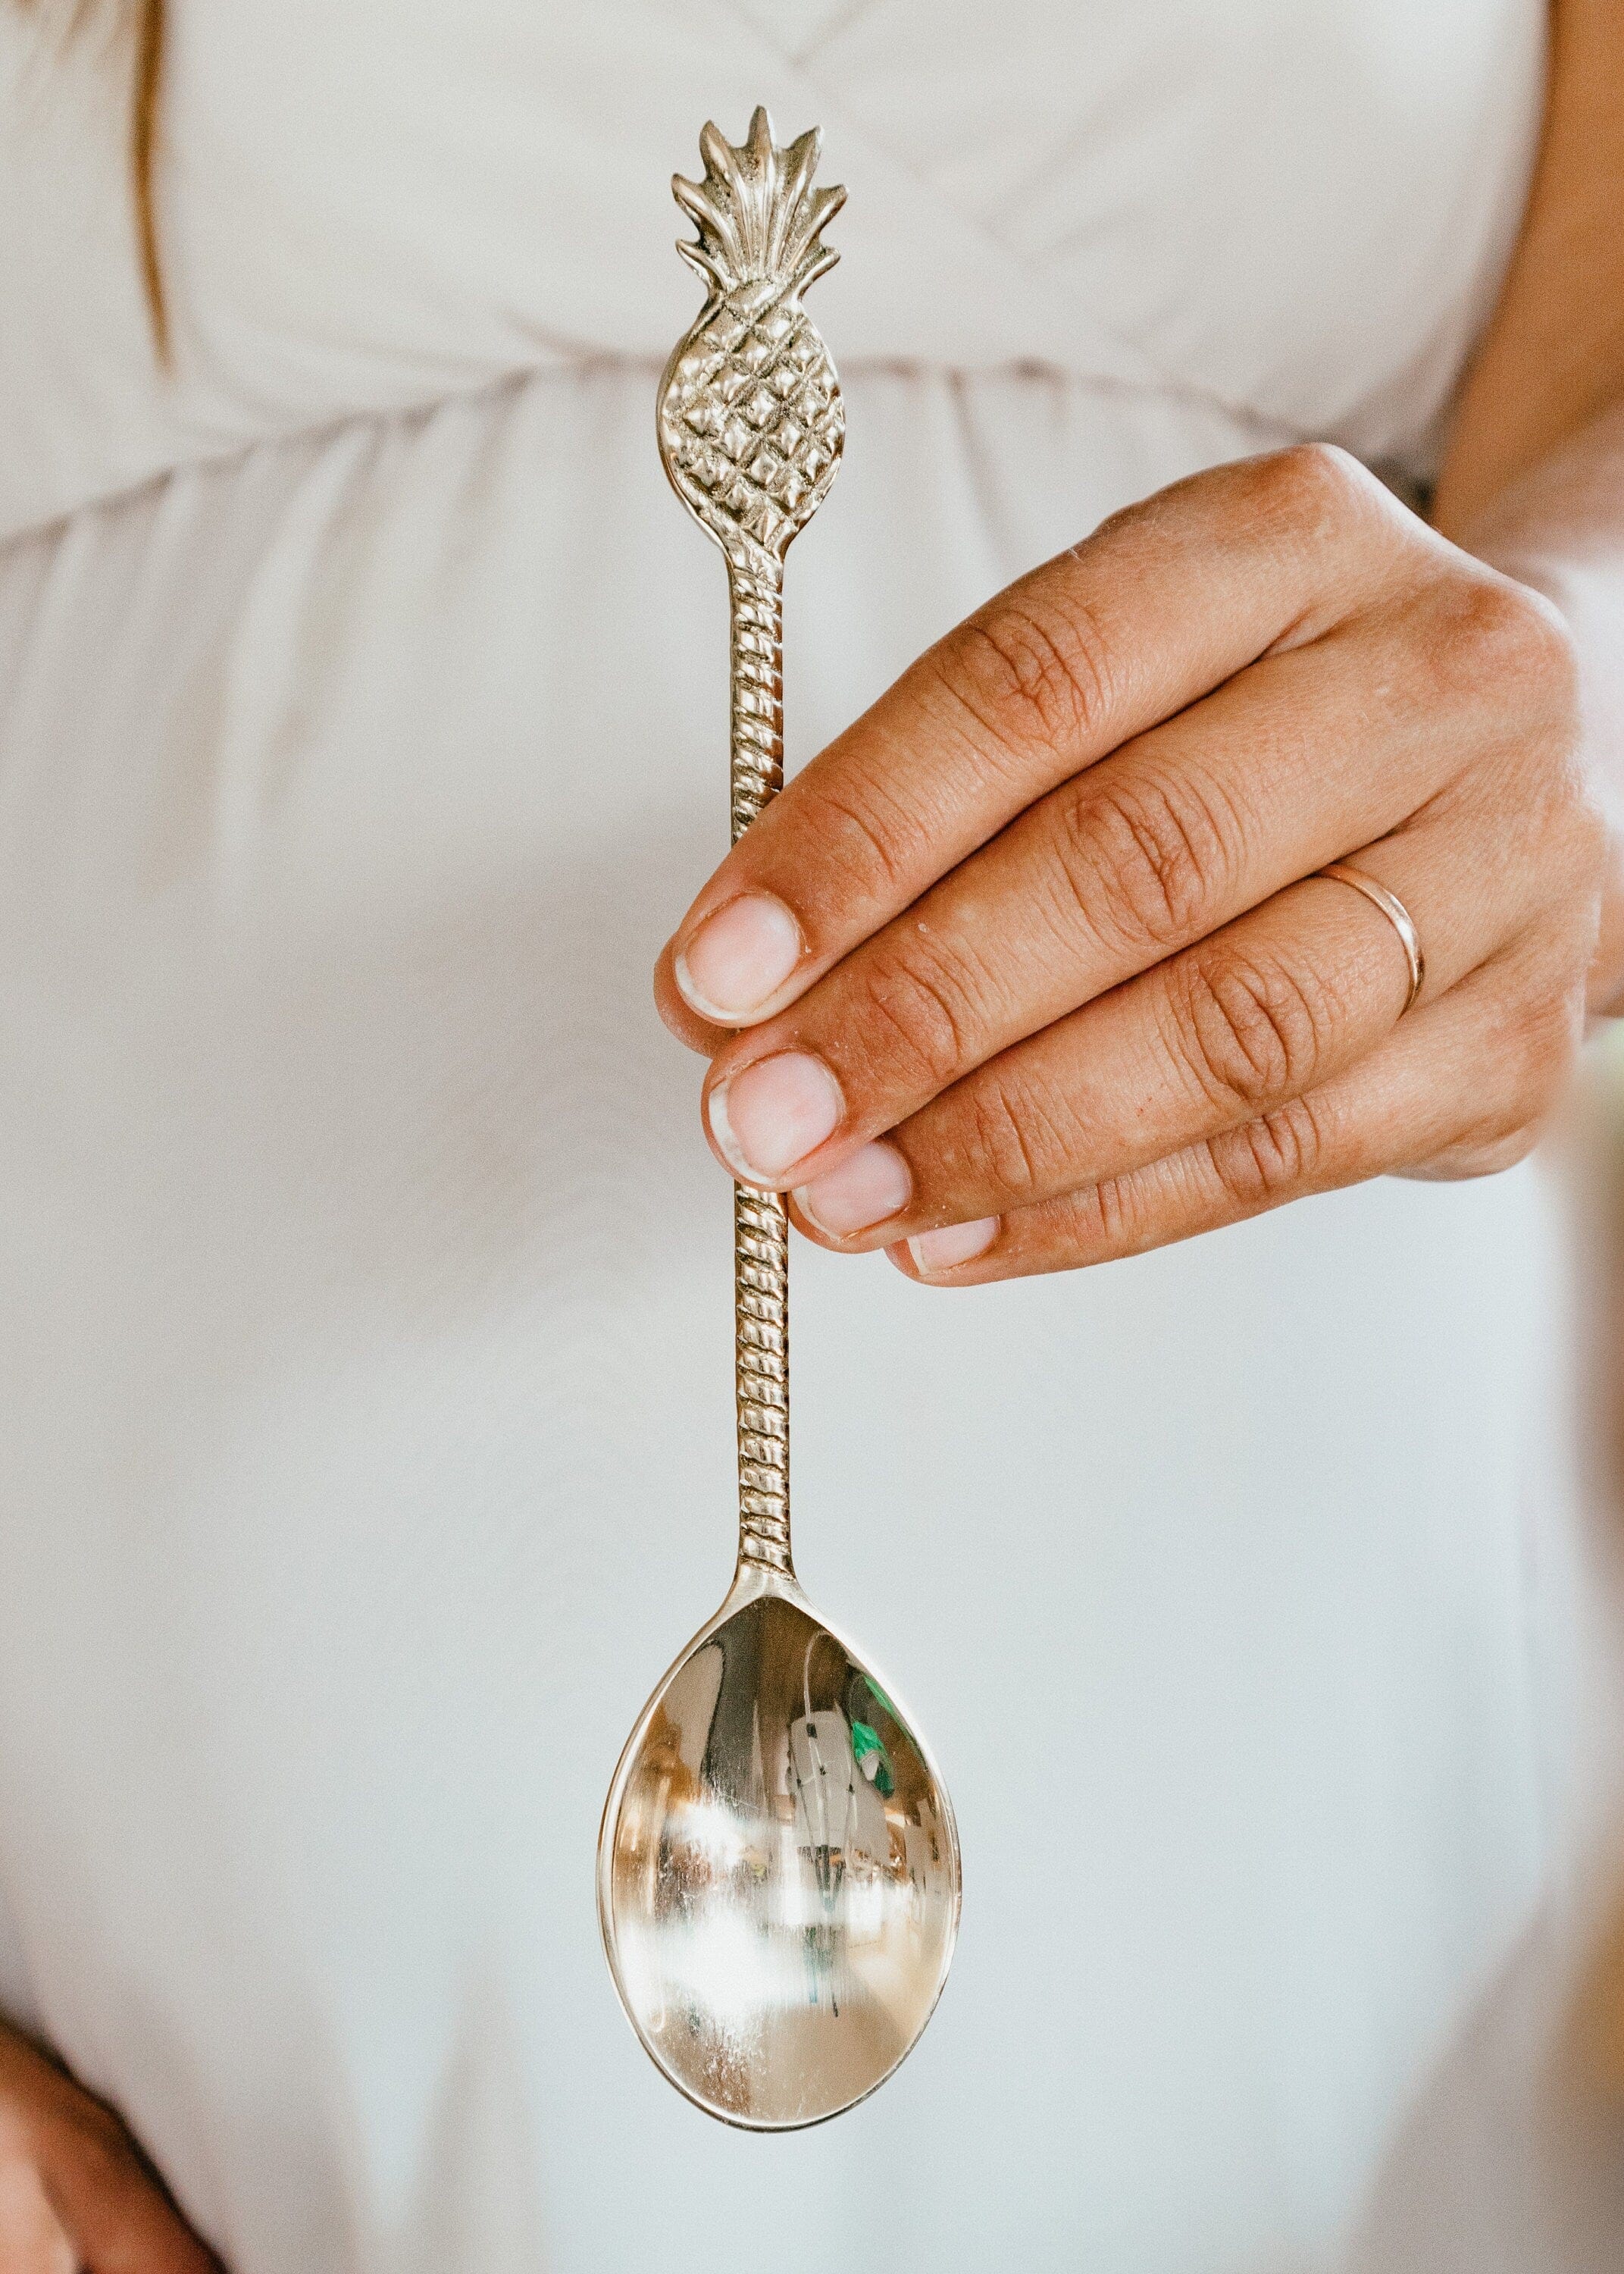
[657,445,1422,1038]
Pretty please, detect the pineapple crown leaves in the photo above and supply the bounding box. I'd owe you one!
[673,107,845,304]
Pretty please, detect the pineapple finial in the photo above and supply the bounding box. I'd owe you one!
[659,110,846,565]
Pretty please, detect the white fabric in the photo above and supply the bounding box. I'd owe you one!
[0,5,1598,2271]
[0,0,1543,539]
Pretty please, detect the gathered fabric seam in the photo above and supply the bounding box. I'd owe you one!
[0,350,1311,565]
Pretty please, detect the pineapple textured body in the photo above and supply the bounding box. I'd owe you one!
[660,292,843,565]
[656,107,846,572]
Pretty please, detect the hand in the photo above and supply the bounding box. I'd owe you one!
[0,2021,219,2272]
[656,446,1606,1283]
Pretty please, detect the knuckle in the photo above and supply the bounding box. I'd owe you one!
[1172,940,1333,1110]
[1450,977,1580,1161]
[1441,575,1579,716]
[1206,1093,1325,1207]
[1072,1169,1141,1250]
[1253,440,1373,532]
[1066,766,1236,954]
[847,941,981,1092]
[1533,748,1607,895]
[1521,587,1582,699]
[1507,986,1580,1118]
[793,774,931,901]
[1565,773,1611,885]
[957,1075,1059,1203]
[947,587,1116,756]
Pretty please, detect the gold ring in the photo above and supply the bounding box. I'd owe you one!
[1316,861,1425,1014]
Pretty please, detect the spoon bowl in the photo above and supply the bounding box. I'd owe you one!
[599,1565,959,2127]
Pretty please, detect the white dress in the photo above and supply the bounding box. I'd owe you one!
[0,3,1601,2269]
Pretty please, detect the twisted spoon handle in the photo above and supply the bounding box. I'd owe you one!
[728,553,793,1575]
[655,109,843,1577]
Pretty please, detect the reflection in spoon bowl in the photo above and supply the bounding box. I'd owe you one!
[599,1568,960,2128]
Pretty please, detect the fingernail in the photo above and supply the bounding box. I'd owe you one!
[796,1142,912,1239]
[708,1052,843,1184]
[906,1218,999,1273]
[675,894,803,1023]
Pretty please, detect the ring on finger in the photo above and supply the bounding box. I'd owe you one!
[1316,860,1425,1014]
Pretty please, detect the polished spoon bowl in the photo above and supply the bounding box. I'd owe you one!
[596,109,960,2129]
[598,1561,961,2128]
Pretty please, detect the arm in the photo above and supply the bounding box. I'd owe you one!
[1435,0,1624,1007]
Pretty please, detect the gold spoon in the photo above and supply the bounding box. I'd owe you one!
[596,108,961,2130]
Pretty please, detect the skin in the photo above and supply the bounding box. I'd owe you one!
[0,2022,219,2271]
[656,0,1624,1289]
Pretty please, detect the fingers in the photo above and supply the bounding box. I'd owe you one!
[780,807,1497,1246]
[887,944,1583,1284]
[789,873,1410,1245]
[658,445,1426,1039]
[693,575,1555,1189]
[656,433,1597,1284]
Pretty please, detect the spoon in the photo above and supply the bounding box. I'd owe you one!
[596,109,961,2130]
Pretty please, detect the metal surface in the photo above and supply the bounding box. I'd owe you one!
[1316,861,1426,1013]
[597,110,960,2128]
[599,1563,960,2128]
